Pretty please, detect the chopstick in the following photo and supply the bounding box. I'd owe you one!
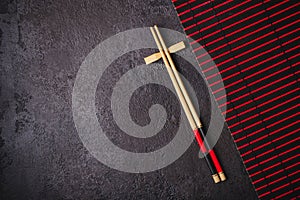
[151,25,226,183]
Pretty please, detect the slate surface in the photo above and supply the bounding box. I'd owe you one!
[0,0,257,199]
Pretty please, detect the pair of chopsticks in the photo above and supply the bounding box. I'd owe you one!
[148,25,226,183]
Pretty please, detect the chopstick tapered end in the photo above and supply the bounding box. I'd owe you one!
[218,172,226,181]
[212,174,221,183]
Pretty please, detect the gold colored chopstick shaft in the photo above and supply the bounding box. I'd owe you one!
[149,27,197,130]
[152,26,226,182]
[154,25,202,129]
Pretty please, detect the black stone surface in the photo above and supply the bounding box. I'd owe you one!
[0,0,257,199]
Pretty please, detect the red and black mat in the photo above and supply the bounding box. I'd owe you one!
[172,0,299,199]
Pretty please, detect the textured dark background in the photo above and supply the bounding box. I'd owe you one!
[1,0,257,199]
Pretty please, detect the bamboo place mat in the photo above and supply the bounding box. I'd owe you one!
[172,0,299,199]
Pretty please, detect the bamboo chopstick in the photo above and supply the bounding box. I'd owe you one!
[150,26,224,183]
[149,27,197,132]
[153,25,226,182]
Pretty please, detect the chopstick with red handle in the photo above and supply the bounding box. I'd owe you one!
[152,25,226,182]
[150,25,226,183]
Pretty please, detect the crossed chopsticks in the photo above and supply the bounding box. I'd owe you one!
[144,25,226,183]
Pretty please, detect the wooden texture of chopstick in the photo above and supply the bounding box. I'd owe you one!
[151,25,226,182]
[153,25,202,129]
[149,27,197,130]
